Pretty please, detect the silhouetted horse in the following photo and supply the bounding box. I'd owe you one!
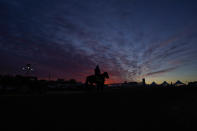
[85,72,109,92]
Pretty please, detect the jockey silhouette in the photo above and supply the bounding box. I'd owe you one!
[94,65,102,84]
[94,65,101,76]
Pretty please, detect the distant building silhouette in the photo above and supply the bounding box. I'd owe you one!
[188,81,197,87]
[161,81,170,87]
[150,81,157,86]
[174,80,185,87]
[57,79,64,82]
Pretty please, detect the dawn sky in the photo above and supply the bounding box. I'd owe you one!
[0,0,197,84]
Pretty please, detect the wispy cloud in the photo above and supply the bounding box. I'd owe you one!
[144,66,178,77]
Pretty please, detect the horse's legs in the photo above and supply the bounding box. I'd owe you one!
[86,78,95,87]
[100,83,104,93]
[96,84,100,93]
[101,85,103,93]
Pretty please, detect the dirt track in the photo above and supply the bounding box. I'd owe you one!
[1,88,197,130]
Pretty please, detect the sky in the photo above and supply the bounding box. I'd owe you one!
[0,0,197,84]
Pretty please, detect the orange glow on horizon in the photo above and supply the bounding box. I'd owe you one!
[105,79,121,84]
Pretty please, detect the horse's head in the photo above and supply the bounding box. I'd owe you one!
[103,72,109,79]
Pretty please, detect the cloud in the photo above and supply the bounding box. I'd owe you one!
[144,66,178,77]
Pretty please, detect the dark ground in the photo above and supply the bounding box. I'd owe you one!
[1,88,197,130]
